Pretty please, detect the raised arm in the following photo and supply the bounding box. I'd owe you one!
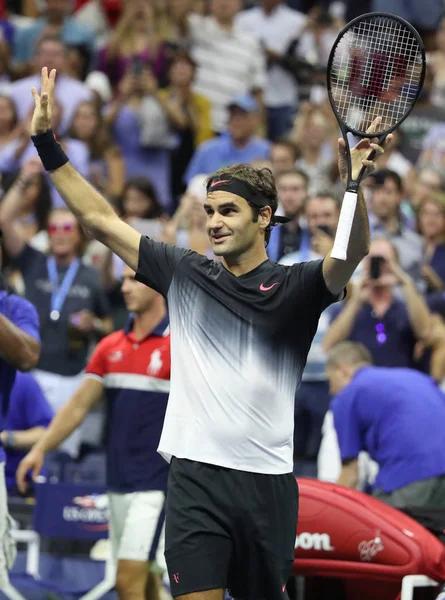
[323,120,392,295]
[30,68,141,271]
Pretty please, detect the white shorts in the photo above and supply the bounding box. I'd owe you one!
[108,490,166,567]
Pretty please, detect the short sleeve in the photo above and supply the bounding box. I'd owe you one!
[135,236,191,297]
[291,259,344,312]
[10,295,40,342]
[332,388,362,462]
[85,338,108,379]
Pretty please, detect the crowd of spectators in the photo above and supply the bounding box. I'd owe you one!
[0,0,445,495]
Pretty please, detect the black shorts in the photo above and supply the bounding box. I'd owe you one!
[164,458,299,599]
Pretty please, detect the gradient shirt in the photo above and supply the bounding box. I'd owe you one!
[136,237,342,474]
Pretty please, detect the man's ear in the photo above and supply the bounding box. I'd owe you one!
[259,206,272,231]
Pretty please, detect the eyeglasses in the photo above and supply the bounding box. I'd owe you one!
[48,223,76,234]
[375,322,387,345]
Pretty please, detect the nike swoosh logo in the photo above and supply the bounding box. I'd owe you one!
[259,282,280,291]
[210,179,230,187]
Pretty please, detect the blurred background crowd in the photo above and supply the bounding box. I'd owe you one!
[0,0,445,575]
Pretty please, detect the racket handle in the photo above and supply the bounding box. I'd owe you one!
[330,191,358,261]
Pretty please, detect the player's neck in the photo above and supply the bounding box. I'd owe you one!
[223,245,269,277]
[52,251,77,266]
[132,303,167,341]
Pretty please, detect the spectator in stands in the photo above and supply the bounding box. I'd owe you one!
[157,50,212,202]
[0,159,51,255]
[411,166,444,211]
[418,193,445,294]
[267,167,309,262]
[324,237,431,369]
[3,371,53,494]
[0,100,90,208]
[9,35,92,135]
[104,65,172,210]
[184,94,270,185]
[0,205,112,457]
[185,0,267,134]
[327,341,445,508]
[429,15,445,109]
[270,138,298,173]
[65,42,92,81]
[399,66,445,164]
[374,130,416,195]
[13,0,95,68]
[236,0,306,140]
[280,192,340,472]
[163,189,213,257]
[0,39,11,94]
[18,265,170,600]
[69,100,125,201]
[98,0,168,90]
[368,169,424,287]
[290,102,337,194]
[0,96,23,153]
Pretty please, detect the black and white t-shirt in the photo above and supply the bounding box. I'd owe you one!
[136,237,341,474]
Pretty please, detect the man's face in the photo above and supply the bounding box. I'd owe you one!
[228,107,256,143]
[305,197,339,234]
[270,144,295,172]
[276,173,307,218]
[48,210,81,258]
[204,191,269,258]
[121,265,161,313]
[371,177,402,221]
[36,40,66,73]
[211,0,241,21]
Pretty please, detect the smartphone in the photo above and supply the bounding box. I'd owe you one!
[317,224,331,236]
[370,255,385,279]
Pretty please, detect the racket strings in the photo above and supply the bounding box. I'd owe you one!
[330,16,423,134]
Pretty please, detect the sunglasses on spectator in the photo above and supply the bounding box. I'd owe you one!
[48,223,76,234]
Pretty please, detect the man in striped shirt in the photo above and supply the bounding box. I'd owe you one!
[17,265,170,600]
[187,0,267,133]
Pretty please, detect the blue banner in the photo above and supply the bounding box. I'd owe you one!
[33,482,109,541]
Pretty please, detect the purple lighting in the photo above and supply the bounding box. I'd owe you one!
[375,323,385,333]
[376,333,387,345]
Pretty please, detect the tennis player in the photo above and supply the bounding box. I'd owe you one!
[28,67,386,600]
[17,265,170,600]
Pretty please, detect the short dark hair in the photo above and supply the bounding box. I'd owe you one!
[326,342,373,370]
[206,163,278,245]
[272,138,299,161]
[170,49,197,71]
[369,169,403,193]
[275,167,309,188]
[119,177,162,219]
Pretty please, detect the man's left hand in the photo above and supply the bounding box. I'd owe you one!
[312,229,333,256]
[338,117,392,184]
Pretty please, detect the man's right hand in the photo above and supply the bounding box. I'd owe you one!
[30,67,56,135]
[16,447,45,493]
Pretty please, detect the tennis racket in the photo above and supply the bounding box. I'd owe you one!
[327,12,425,261]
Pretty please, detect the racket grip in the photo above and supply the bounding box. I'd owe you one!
[330,191,358,261]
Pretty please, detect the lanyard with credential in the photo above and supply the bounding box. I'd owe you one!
[47,256,81,322]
